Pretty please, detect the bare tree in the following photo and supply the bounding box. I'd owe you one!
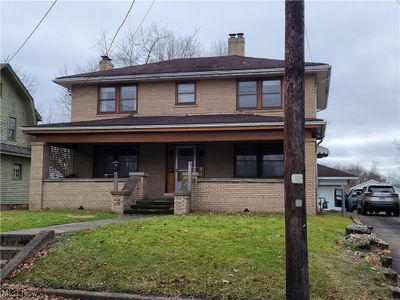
[92,29,114,58]
[13,69,40,96]
[54,62,99,122]
[93,23,204,67]
[208,39,228,56]
[334,161,384,183]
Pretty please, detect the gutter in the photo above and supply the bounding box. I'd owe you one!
[319,176,359,180]
[54,65,331,86]
[22,120,326,132]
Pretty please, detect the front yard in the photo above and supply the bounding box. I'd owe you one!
[0,210,116,232]
[12,213,391,299]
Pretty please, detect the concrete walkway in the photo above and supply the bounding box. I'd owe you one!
[2,215,146,235]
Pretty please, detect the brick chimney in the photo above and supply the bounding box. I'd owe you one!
[228,33,245,56]
[99,55,114,71]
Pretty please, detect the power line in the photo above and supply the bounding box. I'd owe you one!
[106,0,136,56]
[130,0,156,40]
[8,0,58,63]
[305,27,313,62]
[76,0,156,99]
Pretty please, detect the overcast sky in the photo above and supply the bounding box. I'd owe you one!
[1,0,399,176]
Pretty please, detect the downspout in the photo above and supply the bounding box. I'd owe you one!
[315,138,323,213]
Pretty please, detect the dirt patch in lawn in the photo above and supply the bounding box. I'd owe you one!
[63,214,96,219]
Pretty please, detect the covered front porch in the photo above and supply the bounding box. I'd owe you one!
[24,114,323,215]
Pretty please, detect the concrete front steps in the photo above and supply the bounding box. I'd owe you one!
[0,234,36,266]
[125,196,174,215]
[0,231,55,282]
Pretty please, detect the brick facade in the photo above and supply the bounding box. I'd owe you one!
[29,140,317,214]
[71,76,316,122]
[31,65,321,214]
[42,180,126,211]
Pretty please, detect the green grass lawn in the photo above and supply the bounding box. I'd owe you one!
[0,210,116,232]
[13,213,391,299]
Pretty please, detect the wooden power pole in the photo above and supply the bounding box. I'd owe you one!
[284,0,309,299]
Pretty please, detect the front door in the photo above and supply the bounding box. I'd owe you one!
[175,146,196,192]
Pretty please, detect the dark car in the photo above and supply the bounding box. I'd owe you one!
[357,184,400,216]
[346,188,363,212]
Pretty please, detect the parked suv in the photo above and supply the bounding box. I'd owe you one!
[357,184,400,216]
[347,188,363,212]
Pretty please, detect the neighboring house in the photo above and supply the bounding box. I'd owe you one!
[0,63,41,209]
[350,179,400,195]
[317,164,358,211]
[22,33,331,214]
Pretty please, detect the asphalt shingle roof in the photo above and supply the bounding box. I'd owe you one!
[318,164,357,178]
[57,55,328,79]
[31,114,324,128]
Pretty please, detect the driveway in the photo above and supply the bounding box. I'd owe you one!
[351,212,400,272]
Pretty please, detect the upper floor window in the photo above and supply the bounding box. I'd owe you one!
[237,79,282,109]
[176,82,196,104]
[13,163,22,180]
[262,80,281,108]
[120,86,137,112]
[7,117,16,141]
[238,81,257,108]
[98,85,137,113]
[99,87,116,113]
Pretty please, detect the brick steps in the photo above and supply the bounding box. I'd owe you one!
[125,196,174,215]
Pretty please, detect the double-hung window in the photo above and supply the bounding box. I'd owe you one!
[120,86,137,112]
[13,163,22,180]
[99,85,137,113]
[176,82,196,104]
[7,117,16,141]
[262,80,281,108]
[99,87,116,113]
[237,79,281,109]
[237,81,257,108]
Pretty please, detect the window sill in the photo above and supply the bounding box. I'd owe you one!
[174,104,198,108]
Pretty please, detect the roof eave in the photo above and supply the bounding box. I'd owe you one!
[21,120,326,134]
[54,65,331,88]
[316,66,331,111]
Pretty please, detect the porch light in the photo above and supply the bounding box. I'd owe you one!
[112,160,120,172]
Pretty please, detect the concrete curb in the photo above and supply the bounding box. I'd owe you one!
[0,230,55,282]
[41,288,202,300]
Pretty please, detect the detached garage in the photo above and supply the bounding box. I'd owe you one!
[317,165,358,211]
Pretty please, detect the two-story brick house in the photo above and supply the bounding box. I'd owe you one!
[23,34,331,214]
[1,63,41,209]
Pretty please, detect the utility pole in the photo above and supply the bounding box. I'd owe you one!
[284,0,309,299]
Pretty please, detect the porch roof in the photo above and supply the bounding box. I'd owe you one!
[24,113,324,130]
[22,114,325,143]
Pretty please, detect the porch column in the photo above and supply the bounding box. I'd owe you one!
[29,142,50,210]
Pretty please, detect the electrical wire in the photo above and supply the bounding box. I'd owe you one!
[74,0,157,99]
[106,0,136,56]
[130,0,156,40]
[305,27,313,62]
[8,0,58,63]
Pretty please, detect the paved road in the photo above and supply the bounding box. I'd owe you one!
[351,212,400,272]
[2,215,147,235]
